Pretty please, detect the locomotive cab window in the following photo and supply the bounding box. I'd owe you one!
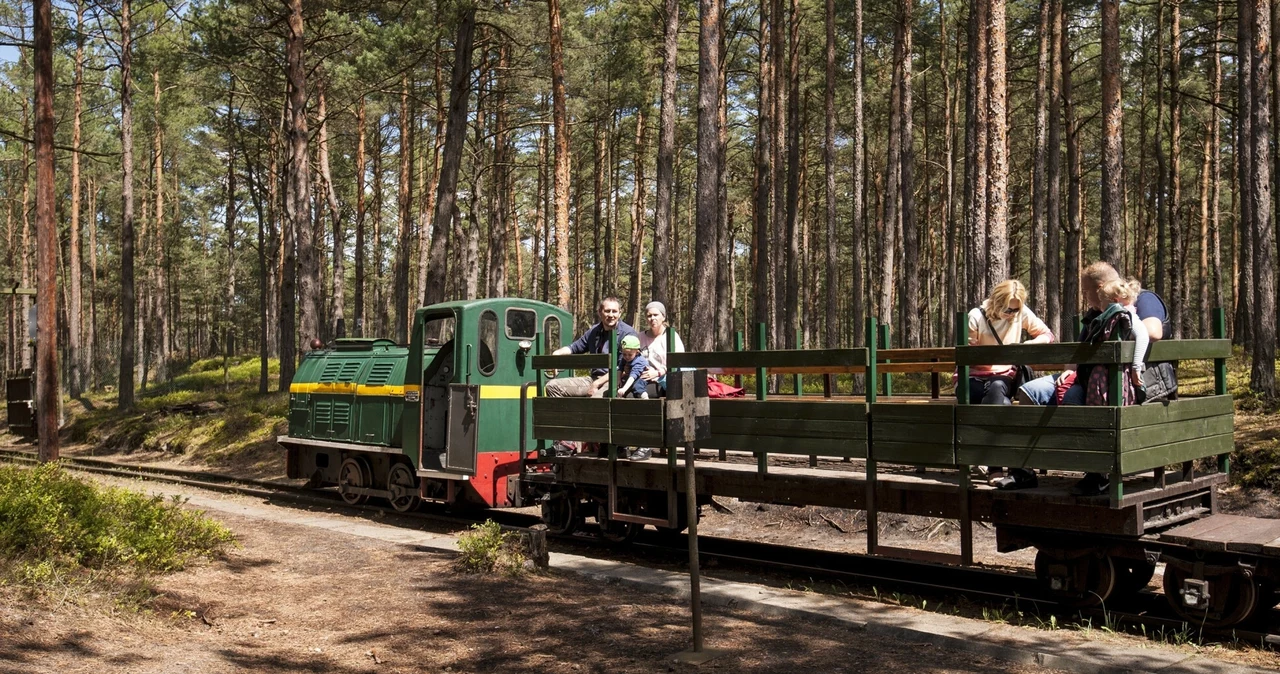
[505,308,537,340]
[478,310,498,375]
[543,316,561,352]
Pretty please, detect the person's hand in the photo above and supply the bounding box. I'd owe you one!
[1129,368,1144,386]
[640,368,658,382]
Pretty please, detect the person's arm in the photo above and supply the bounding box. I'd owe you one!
[1131,314,1150,367]
[618,375,636,395]
[967,309,982,346]
[1142,317,1164,342]
[1022,310,1055,344]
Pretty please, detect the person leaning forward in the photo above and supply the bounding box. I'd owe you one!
[546,296,639,397]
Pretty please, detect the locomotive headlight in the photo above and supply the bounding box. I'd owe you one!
[518,340,533,352]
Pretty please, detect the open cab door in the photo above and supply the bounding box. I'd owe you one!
[444,383,479,476]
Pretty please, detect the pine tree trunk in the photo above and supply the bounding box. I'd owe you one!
[222,76,236,380]
[715,9,732,349]
[752,0,771,335]
[1209,1,1224,321]
[1063,14,1082,331]
[549,0,571,308]
[1237,0,1255,348]
[879,14,904,323]
[627,105,647,325]
[1030,0,1050,315]
[964,0,988,306]
[488,39,510,299]
[426,7,476,312]
[653,0,678,307]
[33,0,57,457]
[823,0,838,347]
[985,0,1009,286]
[1045,0,1062,337]
[317,86,345,339]
[1250,0,1276,396]
[118,0,136,408]
[68,0,84,397]
[394,76,414,338]
[692,0,721,352]
[1099,0,1123,268]
[1168,0,1183,337]
[286,0,317,375]
[783,0,801,349]
[354,98,366,336]
[900,0,919,347]
[851,0,865,346]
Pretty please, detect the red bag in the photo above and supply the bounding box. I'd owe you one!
[706,376,744,398]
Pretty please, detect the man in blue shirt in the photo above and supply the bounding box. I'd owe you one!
[546,296,639,397]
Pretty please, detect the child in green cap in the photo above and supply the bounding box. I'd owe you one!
[588,333,650,398]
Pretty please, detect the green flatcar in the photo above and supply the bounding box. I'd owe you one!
[279,298,571,512]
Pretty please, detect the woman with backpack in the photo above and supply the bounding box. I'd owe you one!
[962,279,1056,490]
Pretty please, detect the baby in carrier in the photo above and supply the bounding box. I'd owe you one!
[1082,277,1149,406]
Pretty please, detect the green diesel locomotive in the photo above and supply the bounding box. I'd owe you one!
[279,298,570,512]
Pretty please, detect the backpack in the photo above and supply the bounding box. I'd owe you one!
[1080,304,1134,344]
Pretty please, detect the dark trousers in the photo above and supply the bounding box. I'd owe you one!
[962,375,1015,405]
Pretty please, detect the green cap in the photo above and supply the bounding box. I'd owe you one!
[620,334,641,350]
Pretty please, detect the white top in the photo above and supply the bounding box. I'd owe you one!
[638,327,685,378]
[966,302,1054,376]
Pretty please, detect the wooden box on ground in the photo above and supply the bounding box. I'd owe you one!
[702,399,868,460]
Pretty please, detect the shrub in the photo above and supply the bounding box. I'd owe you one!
[455,520,527,576]
[0,463,234,584]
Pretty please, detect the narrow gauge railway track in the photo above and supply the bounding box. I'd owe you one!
[2,448,1276,650]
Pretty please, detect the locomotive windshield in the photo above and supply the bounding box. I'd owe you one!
[505,308,537,340]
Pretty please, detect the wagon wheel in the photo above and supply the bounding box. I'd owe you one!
[540,492,581,536]
[1162,560,1259,628]
[386,463,421,513]
[1112,558,1158,597]
[1034,548,1117,608]
[597,503,641,545]
[338,457,371,506]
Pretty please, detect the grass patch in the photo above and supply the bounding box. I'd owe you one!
[0,463,234,602]
[454,520,528,576]
[62,356,288,473]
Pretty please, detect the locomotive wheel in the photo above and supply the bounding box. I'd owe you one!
[1162,560,1259,628]
[540,492,580,536]
[597,504,641,544]
[338,457,371,506]
[1034,548,1117,608]
[386,463,421,513]
[1112,559,1158,597]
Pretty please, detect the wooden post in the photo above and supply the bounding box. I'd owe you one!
[685,442,702,651]
[955,312,969,404]
[793,327,803,397]
[864,316,878,555]
[755,322,767,474]
[732,330,743,390]
[955,311,972,563]
[1212,307,1229,475]
[1108,362,1123,505]
[878,324,892,398]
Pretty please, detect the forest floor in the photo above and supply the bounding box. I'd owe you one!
[0,494,1076,674]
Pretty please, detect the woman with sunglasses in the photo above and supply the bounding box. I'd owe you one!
[963,279,1055,404]
[962,279,1055,489]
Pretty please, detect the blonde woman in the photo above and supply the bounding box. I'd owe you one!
[963,280,1055,490]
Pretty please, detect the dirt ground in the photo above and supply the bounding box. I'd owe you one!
[0,508,1071,674]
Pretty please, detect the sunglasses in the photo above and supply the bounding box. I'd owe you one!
[1002,306,1019,315]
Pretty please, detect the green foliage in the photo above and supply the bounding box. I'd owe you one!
[0,463,234,587]
[454,520,528,576]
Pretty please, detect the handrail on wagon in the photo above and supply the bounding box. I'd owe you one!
[530,353,610,371]
[954,339,1231,368]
